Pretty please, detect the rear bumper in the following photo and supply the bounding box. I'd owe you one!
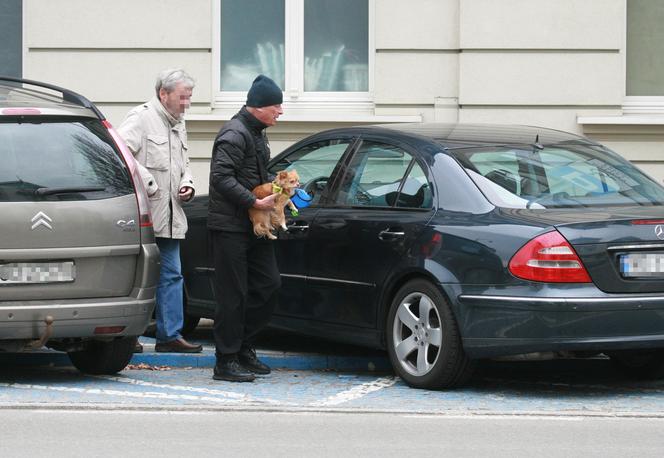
[456,293,664,358]
[0,295,155,340]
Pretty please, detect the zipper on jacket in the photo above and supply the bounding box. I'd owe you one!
[168,129,174,237]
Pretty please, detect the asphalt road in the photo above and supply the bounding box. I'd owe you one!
[1,409,663,457]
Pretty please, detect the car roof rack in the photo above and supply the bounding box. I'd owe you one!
[0,75,106,120]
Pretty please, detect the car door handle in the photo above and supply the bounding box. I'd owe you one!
[286,222,309,231]
[378,228,405,241]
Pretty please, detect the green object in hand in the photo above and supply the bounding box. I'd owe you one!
[290,208,299,217]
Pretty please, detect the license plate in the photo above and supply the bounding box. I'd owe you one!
[619,253,664,278]
[0,261,75,285]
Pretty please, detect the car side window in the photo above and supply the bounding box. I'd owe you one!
[269,139,351,206]
[393,161,433,209]
[335,141,432,209]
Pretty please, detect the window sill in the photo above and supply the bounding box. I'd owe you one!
[186,112,422,123]
[577,115,664,125]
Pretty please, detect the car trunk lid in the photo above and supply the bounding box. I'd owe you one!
[0,197,140,300]
[551,207,664,293]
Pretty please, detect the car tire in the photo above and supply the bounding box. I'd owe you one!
[68,336,137,375]
[608,349,664,379]
[386,279,475,389]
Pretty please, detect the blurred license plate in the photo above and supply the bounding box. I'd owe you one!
[0,261,75,285]
[620,253,664,278]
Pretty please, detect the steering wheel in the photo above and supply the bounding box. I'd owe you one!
[352,183,372,204]
[303,175,328,195]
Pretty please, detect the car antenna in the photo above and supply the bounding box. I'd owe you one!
[532,134,544,153]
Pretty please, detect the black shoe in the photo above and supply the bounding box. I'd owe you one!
[239,347,271,375]
[213,357,256,382]
[133,342,144,353]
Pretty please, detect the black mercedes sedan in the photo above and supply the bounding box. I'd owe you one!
[181,123,664,389]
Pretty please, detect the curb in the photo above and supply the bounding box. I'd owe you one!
[0,342,392,373]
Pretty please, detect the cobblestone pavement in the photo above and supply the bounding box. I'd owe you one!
[2,358,664,416]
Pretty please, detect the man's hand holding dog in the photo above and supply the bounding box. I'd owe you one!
[253,193,278,210]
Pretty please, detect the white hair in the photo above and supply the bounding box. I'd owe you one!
[155,68,195,96]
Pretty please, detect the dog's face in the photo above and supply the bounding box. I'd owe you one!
[275,170,300,192]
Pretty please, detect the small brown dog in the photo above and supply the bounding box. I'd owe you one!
[248,170,300,239]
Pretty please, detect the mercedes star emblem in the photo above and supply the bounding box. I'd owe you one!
[656,225,664,240]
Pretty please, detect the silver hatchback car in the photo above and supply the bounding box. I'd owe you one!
[0,77,159,374]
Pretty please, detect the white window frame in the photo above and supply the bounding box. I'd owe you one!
[622,0,664,115]
[212,0,375,117]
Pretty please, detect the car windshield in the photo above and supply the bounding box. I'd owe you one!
[449,142,664,208]
[0,119,133,202]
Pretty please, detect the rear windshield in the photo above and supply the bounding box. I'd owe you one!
[0,118,133,202]
[449,143,664,208]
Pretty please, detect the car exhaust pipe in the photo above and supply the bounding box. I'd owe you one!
[26,315,54,350]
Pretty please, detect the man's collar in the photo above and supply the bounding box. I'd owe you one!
[239,105,268,132]
[150,97,182,128]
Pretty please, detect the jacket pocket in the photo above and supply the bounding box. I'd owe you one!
[146,134,169,170]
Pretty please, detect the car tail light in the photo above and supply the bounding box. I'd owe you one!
[102,120,153,228]
[631,219,664,225]
[509,230,591,283]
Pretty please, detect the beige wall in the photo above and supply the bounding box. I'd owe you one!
[22,0,664,187]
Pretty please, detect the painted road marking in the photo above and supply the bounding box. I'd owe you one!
[93,374,292,406]
[309,376,396,407]
[0,382,247,405]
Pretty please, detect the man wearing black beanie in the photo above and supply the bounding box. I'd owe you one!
[207,74,284,382]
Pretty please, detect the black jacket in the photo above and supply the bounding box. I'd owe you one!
[208,106,272,232]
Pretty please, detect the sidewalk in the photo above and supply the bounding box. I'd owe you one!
[1,320,392,373]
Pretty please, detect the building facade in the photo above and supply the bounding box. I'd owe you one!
[3,0,663,188]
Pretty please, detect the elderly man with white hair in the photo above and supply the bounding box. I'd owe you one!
[118,68,201,353]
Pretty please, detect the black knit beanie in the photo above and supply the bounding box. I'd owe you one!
[246,74,283,108]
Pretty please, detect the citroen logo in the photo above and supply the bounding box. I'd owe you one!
[31,211,53,230]
[656,225,664,240]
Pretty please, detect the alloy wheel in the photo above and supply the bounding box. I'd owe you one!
[392,291,443,377]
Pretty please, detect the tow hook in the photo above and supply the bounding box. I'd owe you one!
[27,315,54,349]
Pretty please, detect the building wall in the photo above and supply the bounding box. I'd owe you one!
[21,0,664,189]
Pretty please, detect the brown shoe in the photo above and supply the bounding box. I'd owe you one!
[155,338,202,353]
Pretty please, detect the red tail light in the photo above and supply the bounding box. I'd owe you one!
[632,219,664,225]
[102,120,153,228]
[509,230,591,283]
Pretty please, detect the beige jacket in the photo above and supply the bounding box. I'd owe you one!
[118,97,195,239]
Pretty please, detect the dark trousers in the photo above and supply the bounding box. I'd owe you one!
[210,230,281,358]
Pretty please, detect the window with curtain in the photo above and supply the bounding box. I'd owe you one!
[218,0,369,101]
[626,0,664,96]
